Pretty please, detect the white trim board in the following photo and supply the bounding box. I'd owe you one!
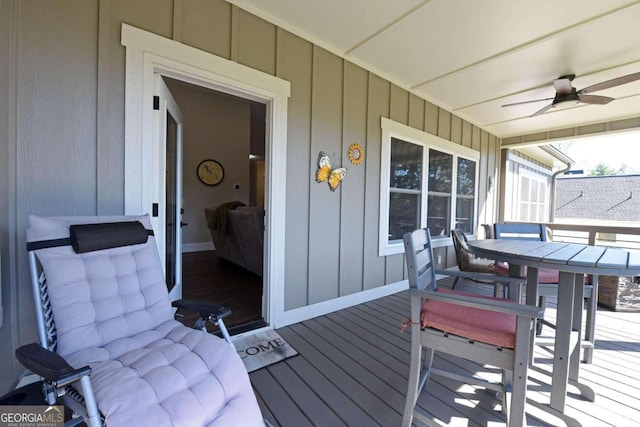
[278,281,410,327]
[121,24,290,328]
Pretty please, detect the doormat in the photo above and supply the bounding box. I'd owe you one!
[232,329,298,373]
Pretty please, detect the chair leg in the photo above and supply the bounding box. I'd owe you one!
[402,342,421,427]
[508,317,533,427]
[217,319,233,346]
[504,368,527,427]
[79,375,101,427]
[452,276,459,289]
[502,369,511,418]
[402,342,434,427]
[536,296,546,336]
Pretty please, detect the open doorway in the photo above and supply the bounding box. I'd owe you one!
[163,76,267,334]
[123,23,289,332]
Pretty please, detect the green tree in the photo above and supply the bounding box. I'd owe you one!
[589,163,615,176]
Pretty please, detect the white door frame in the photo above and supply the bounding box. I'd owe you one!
[121,24,290,328]
[155,74,184,301]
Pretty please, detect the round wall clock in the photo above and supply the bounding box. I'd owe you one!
[197,159,224,186]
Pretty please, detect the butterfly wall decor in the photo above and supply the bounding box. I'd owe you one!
[315,151,347,192]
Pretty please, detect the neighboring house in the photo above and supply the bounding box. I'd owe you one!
[0,0,638,395]
[556,175,640,223]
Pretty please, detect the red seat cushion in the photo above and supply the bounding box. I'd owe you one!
[420,288,516,349]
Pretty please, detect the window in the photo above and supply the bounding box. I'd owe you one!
[380,118,480,255]
[456,157,477,234]
[388,138,423,241]
[518,170,548,222]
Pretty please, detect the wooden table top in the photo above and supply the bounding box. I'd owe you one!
[467,239,640,277]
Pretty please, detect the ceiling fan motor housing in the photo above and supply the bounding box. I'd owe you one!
[552,91,580,109]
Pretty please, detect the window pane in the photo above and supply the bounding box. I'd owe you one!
[456,158,476,234]
[520,176,530,200]
[428,149,452,193]
[390,138,422,190]
[456,198,474,234]
[518,202,528,221]
[531,179,539,202]
[538,182,546,204]
[427,194,450,238]
[428,150,452,238]
[456,158,476,196]
[389,192,421,241]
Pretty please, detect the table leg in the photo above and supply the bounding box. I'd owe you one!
[550,271,576,412]
[526,266,539,363]
[583,275,598,364]
[568,273,597,402]
[508,263,525,301]
[570,273,584,381]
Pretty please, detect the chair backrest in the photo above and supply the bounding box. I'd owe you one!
[403,228,437,292]
[26,215,173,357]
[481,223,494,239]
[494,222,547,241]
[450,229,472,271]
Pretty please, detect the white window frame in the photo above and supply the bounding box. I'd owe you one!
[379,117,480,256]
[517,168,549,223]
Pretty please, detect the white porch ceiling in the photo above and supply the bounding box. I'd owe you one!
[229,0,640,139]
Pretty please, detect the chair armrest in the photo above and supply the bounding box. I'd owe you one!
[172,299,231,322]
[409,288,544,319]
[435,268,525,284]
[15,343,91,388]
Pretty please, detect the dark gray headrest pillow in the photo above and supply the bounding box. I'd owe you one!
[70,221,149,253]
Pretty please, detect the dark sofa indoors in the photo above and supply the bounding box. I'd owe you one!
[204,204,264,277]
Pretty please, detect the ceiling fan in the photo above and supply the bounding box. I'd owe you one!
[502,71,640,117]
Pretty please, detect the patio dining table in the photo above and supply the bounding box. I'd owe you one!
[467,238,640,413]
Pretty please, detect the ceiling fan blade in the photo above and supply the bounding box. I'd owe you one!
[501,97,554,107]
[553,77,574,95]
[578,71,640,94]
[578,94,615,105]
[529,103,553,117]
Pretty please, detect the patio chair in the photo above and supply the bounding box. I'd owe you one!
[482,223,495,239]
[16,215,263,427]
[402,228,542,427]
[450,228,504,297]
[493,223,596,361]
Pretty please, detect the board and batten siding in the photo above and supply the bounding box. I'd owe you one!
[0,0,502,393]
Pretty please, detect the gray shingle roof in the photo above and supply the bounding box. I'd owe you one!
[555,175,640,221]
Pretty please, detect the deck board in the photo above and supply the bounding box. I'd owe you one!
[250,278,640,426]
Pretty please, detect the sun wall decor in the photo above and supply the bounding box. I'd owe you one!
[315,151,347,192]
[348,143,364,165]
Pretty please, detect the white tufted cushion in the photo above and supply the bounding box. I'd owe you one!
[27,215,262,426]
[65,319,260,426]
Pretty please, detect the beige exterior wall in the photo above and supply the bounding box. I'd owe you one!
[0,0,504,392]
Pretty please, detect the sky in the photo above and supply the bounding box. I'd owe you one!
[555,131,640,175]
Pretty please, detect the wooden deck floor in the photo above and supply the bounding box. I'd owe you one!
[249,279,640,426]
